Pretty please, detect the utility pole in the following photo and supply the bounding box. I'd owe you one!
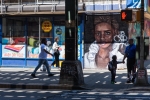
[59,0,84,86]
[135,0,149,86]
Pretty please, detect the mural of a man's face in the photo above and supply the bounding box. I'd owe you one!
[94,22,115,49]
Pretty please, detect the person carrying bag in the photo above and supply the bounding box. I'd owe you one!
[50,37,60,68]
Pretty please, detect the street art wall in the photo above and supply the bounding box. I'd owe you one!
[84,14,128,69]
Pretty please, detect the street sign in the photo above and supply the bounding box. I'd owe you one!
[138,70,145,79]
[121,10,132,21]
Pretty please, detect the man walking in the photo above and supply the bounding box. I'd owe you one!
[31,38,54,78]
[123,39,136,83]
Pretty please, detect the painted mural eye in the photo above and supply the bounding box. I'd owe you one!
[95,32,101,36]
[105,31,111,35]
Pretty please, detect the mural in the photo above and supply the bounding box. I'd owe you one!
[144,19,150,37]
[84,14,128,69]
[126,0,141,8]
[128,23,141,44]
[128,16,150,60]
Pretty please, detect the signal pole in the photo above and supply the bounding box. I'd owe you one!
[135,0,149,86]
[59,0,84,86]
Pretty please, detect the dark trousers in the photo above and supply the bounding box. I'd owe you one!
[127,58,136,80]
[111,69,116,82]
[51,52,59,67]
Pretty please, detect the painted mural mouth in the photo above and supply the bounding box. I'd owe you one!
[99,42,106,46]
[101,43,105,45]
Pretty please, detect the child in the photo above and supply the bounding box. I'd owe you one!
[109,55,123,84]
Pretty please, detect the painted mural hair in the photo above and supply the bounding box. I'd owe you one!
[94,16,119,30]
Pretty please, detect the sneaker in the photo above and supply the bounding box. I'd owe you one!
[48,73,54,77]
[114,81,117,83]
[31,74,36,78]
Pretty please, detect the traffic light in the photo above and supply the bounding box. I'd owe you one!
[136,10,141,21]
[121,10,132,21]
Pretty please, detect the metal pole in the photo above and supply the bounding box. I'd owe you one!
[135,0,149,86]
[1,0,2,14]
[39,17,41,51]
[59,0,84,86]
[140,0,144,69]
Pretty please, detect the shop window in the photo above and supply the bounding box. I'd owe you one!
[27,17,53,59]
[2,18,26,58]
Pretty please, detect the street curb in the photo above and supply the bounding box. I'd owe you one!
[0,83,89,90]
[125,86,150,91]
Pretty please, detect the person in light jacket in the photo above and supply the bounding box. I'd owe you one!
[50,37,60,68]
[31,38,54,78]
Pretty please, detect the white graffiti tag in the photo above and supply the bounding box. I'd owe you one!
[114,31,128,42]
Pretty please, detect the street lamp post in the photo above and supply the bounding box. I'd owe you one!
[135,0,149,86]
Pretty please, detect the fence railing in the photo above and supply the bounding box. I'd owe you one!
[0,0,125,14]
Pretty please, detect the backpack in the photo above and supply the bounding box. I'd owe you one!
[108,61,113,71]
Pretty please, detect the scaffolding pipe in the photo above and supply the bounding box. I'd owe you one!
[1,0,2,14]
[39,17,41,53]
[18,0,20,12]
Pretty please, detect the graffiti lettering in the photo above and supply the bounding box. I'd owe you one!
[114,31,128,43]
[61,64,78,79]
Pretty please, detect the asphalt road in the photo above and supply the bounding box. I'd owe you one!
[0,89,150,100]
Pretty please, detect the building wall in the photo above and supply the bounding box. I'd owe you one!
[0,15,84,68]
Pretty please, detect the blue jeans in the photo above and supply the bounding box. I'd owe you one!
[32,59,51,75]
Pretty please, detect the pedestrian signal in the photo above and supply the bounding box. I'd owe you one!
[121,10,132,21]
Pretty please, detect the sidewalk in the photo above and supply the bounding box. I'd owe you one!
[0,68,150,92]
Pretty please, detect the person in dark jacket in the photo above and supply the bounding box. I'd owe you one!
[123,38,136,83]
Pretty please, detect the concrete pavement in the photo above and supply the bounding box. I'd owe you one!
[0,68,150,92]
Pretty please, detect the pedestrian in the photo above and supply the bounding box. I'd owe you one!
[123,38,136,83]
[31,38,54,78]
[108,55,123,84]
[50,37,60,68]
[40,39,51,72]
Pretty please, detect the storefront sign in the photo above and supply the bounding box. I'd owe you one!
[2,44,25,58]
[42,21,52,32]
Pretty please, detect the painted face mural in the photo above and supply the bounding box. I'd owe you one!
[84,14,128,69]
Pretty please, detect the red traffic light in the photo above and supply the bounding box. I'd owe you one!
[121,10,132,21]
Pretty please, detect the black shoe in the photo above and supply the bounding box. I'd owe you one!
[114,81,117,83]
[126,80,131,83]
[48,73,54,77]
[31,74,36,78]
[132,78,135,83]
